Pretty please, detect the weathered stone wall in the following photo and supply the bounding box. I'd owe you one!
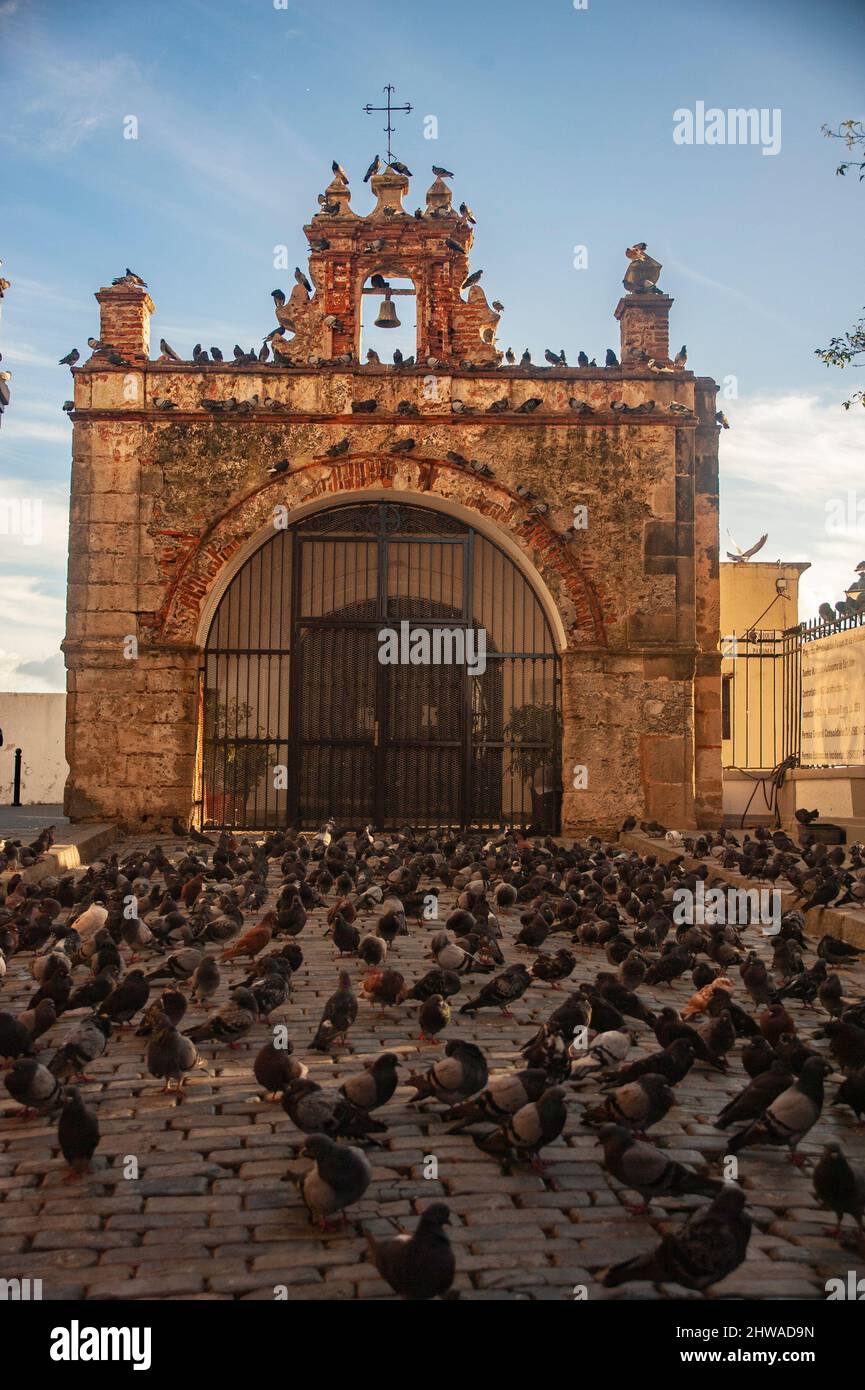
[64,365,720,833]
[63,233,722,834]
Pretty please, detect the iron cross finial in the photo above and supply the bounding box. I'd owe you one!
[362,84,412,165]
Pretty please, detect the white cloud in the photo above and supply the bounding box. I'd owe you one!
[1,417,71,443]
[721,391,865,622]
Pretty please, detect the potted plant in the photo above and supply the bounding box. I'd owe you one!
[202,693,273,825]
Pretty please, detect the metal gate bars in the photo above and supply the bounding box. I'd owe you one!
[199,501,561,831]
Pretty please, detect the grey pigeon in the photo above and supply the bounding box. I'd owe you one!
[366,1202,455,1299]
[473,1085,567,1168]
[311,971,357,1051]
[713,1057,793,1130]
[408,1040,488,1104]
[727,1056,831,1162]
[5,1058,64,1115]
[282,1079,385,1140]
[459,963,530,1015]
[253,1040,307,1100]
[600,1185,751,1289]
[49,1014,111,1081]
[444,1067,548,1131]
[298,1133,372,1228]
[98,969,150,1024]
[58,1085,100,1178]
[597,1123,723,1213]
[147,1015,200,1092]
[584,1072,675,1132]
[812,1141,865,1235]
[340,1053,399,1112]
[190,955,221,1006]
[184,986,257,1046]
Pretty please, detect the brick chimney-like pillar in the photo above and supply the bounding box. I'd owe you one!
[614,292,673,363]
[94,283,155,361]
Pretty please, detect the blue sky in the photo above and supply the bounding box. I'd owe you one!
[1,0,864,689]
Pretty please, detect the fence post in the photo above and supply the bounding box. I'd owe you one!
[12,748,23,806]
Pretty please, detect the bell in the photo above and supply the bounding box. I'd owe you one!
[374,292,401,329]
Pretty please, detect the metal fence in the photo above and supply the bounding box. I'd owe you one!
[723,609,865,772]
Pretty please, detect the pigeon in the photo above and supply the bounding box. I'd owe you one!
[59,349,80,367]
[366,1202,455,1299]
[812,1141,865,1235]
[294,267,313,294]
[726,1057,831,1162]
[673,344,688,368]
[459,963,531,1015]
[601,1039,695,1091]
[835,1066,865,1122]
[363,156,381,183]
[432,166,454,179]
[98,969,150,1025]
[184,987,257,1048]
[596,1123,724,1213]
[444,1068,548,1131]
[311,971,357,1051]
[282,1079,385,1140]
[515,397,543,414]
[340,1053,399,1113]
[584,1073,676,1133]
[473,1086,567,1168]
[146,1016,200,1092]
[741,1035,775,1079]
[5,1058,64,1116]
[0,1010,36,1061]
[568,1030,633,1088]
[713,1058,794,1129]
[190,955,221,1007]
[145,948,202,984]
[253,1040,307,1101]
[600,1185,751,1289]
[48,1014,112,1082]
[407,1040,488,1105]
[159,339,182,361]
[459,201,476,223]
[390,160,412,177]
[818,934,864,967]
[57,1086,100,1179]
[298,1133,373,1228]
[759,1002,796,1047]
[418,994,451,1043]
[605,348,619,367]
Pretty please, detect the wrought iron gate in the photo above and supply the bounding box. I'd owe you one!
[199,501,561,831]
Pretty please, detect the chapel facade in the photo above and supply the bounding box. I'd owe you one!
[62,161,722,836]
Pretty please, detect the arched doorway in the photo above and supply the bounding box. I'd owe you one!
[198,500,561,831]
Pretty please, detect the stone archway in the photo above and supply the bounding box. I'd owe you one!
[197,496,565,831]
[149,453,607,652]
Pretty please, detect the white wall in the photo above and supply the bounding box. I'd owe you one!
[0,693,67,804]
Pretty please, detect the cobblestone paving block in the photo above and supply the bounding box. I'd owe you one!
[2,832,865,1301]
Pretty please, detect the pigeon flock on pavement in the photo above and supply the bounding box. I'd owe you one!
[1,815,865,1299]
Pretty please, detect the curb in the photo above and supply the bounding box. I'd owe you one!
[1,821,118,885]
[619,829,865,950]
